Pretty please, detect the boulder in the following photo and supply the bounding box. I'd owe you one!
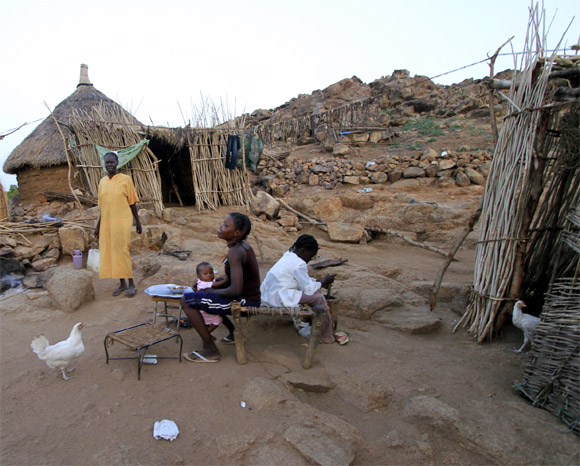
[276,210,299,228]
[370,172,388,184]
[421,148,438,161]
[308,174,320,186]
[332,143,352,156]
[250,191,280,219]
[271,184,290,197]
[342,176,360,185]
[241,377,296,410]
[455,171,471,187]
[388,169,403,183]
[30,258,57,272]
[59,226,89,255]
[339,194,373,210]
[403,167,426,178]
[46,268,95,312]
[465,167,486,185]
[439,159,457,170]
[425,163,438,177]
[327,222,365,243]
[284,424,356,466]
[312,198,342,222]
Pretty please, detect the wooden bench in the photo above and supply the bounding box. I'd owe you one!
[230,302,324,369]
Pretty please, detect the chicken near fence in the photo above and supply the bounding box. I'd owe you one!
[511,300,540,353]
[31,323,85,380]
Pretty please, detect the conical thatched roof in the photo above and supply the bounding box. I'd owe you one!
[3,64,142,174]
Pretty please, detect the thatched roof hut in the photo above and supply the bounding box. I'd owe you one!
[3,64,143,205]
[4,64,253,214]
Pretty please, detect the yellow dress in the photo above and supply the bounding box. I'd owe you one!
[97,173,139,279]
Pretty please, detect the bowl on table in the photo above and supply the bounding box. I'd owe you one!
[169,285,187,295]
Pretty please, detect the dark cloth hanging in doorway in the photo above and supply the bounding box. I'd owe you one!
[225,135,240,170]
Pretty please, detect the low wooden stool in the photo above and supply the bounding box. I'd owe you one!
[230,302,324,369]
[104,323,183,380]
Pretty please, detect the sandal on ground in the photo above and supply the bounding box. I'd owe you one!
[218,336,235,345]
[183,351,220,363]
[112,286,127,297]
[125,287,137,298]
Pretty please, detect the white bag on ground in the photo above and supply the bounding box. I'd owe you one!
[87,249,100,273]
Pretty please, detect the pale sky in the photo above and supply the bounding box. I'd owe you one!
[1,0,577,189]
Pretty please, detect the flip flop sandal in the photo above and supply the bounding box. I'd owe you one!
[334,332,349,345]
[183,351,220,363]
[112,286,127,297]
[218,337,235,345]
[125,288,137,298]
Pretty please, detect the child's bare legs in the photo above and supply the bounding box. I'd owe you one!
[206,324,218,340]
[222,316,235,341]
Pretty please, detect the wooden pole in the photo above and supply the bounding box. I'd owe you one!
[429,198,483,310]
[487,36,514,144]
[45,102,84,213]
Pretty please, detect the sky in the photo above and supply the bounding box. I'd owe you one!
[1,0,578,189]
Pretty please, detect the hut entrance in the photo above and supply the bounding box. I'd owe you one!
[148,137,195,207]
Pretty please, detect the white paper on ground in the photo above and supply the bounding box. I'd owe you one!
[153,419,179,441]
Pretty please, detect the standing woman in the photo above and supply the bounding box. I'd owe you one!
[181,212,261,363]
[94,151,142,297]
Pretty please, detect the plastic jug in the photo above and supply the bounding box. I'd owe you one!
[72,250,83,269]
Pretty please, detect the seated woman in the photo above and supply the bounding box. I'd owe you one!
[260,234,336,343]
[180,212,261,362]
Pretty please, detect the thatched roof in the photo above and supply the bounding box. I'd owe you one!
[3,64,142,174]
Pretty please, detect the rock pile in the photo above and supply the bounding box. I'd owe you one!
[256,147,491,195]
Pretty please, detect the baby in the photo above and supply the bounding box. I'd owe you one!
[195,262,235,343]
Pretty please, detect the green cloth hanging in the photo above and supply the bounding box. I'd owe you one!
[96,139,150,172]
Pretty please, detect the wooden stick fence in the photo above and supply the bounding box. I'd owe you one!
[67,104,164,213]
[454,5,568,342]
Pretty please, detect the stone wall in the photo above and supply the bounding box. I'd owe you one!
[256,147,491,196]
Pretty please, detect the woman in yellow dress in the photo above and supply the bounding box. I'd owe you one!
[94,152,142,297]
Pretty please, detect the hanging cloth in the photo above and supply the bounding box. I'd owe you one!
[96,139,150,172]
[225,135,240,170]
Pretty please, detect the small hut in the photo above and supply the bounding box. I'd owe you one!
[2,64,152,206]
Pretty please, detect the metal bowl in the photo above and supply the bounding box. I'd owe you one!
[169,286,186,295]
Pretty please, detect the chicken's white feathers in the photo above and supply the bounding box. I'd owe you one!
[511,300,540,353]
[31,323,85,379]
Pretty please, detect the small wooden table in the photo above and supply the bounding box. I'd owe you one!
[104,323,183,380]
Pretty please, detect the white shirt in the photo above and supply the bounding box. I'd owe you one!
[260,250,321,307]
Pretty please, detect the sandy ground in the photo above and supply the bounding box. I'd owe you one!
[1,204,579,466]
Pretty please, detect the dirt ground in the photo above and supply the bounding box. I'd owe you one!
[1,200,579,466]
[2,114,579,465]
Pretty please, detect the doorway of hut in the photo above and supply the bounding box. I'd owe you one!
[148,137,196,208]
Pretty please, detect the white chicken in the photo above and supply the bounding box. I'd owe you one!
[31,322,85,380]
[511,300,540,353]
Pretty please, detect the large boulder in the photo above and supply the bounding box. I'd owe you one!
[327,222,364,243]
[58,226,89,254]
[251,191,280,219]
[46,268,95,312]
